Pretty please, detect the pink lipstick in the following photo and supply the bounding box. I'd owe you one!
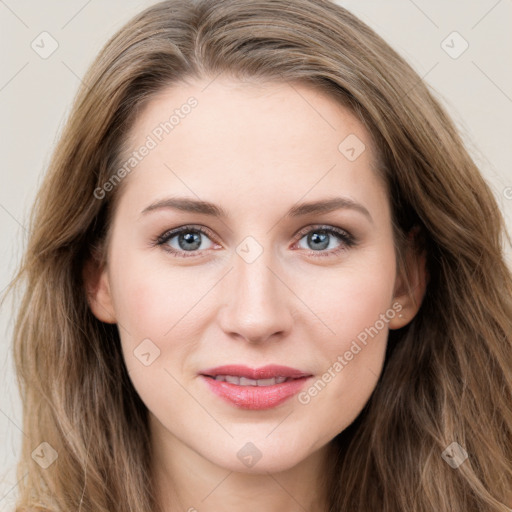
[199,364,312,410]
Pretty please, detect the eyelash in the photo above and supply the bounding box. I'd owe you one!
[153,224,356,259]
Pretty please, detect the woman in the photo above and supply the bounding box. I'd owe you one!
[6,0,512,510]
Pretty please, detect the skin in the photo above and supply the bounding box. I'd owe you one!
[86,76,426,512]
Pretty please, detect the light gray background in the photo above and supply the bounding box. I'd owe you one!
[1,0,511,508]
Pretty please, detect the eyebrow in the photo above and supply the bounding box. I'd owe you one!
[140,196,373,223]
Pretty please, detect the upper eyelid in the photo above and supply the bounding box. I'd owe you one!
[295,224,351,238]
[157,224,217,242]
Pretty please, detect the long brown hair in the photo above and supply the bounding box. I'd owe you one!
[5,0,512,510]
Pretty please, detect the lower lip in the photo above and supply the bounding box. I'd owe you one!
[200,375,311,410]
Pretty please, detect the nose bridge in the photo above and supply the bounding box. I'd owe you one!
[218,237,293,342]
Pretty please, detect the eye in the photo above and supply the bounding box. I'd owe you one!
[155,225,218,258]
[153,224,356,259]
[293,225,356,258]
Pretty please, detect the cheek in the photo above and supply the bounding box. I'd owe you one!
[295,245,396,412]
[109,251,209,337]
[303,244,397,342]
[108,255,203,414]
[108,253,219,393]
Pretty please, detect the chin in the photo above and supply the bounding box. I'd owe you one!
[204,436,319,474]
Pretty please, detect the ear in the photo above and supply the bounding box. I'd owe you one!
[388,226,428,330]
[82,250,117,324]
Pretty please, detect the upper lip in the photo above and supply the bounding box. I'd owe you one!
[200,364,312,380]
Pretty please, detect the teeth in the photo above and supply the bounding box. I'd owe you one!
[213,375,289,386]
[240,377,258,386]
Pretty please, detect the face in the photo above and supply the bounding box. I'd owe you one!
[89,76,422,475]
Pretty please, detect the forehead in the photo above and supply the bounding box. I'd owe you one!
[114,76,388,220]
[129,76,369,154]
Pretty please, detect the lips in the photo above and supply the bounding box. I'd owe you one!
[199,364,313,410]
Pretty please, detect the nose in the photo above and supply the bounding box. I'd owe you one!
[217,244,294,344]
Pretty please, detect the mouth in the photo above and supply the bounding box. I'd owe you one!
[204,375,298,386]
[199,364,313,410]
